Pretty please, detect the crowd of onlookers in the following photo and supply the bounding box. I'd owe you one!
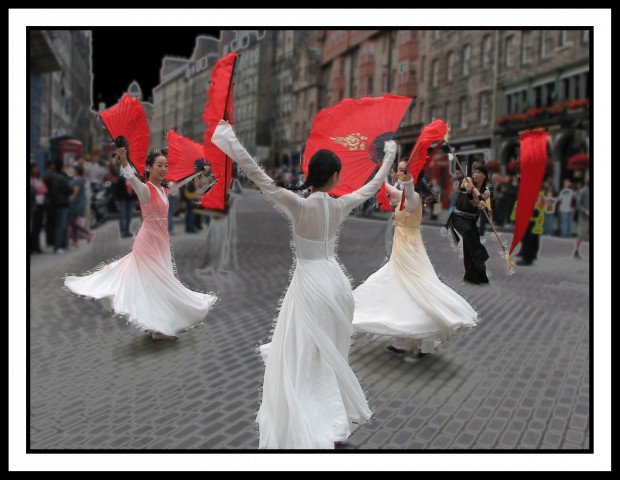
[31,154,590,258]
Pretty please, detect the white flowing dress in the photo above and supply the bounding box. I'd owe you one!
[212,123,394,449]
[353,180,478,353]
[64,165,217,336]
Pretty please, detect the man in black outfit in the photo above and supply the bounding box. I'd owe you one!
[445,164,491,284]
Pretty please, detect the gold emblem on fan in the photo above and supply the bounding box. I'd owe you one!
[330,133,368,151]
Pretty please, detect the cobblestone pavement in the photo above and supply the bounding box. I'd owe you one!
[29,189,591,453]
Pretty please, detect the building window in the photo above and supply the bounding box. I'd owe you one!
[582,30,589,44]
[505,34,516,67]
[534,85,542,107]
[558,30,571,48]
[367,76,373,95]
[444,101,451,125]
[479,92,490,125]
[462,44,471,77]
[257,30,265,39]
[420,55,426,83]
[430,105,438,121]
[446,52,454,82]
[540,31,553,58]
[398,61,408,75]
[459,97,468,129]
[431,59,439,88]
[521,30,533,65]
[482,34,492,69]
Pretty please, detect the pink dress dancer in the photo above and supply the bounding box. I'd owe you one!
[65,162,217,338]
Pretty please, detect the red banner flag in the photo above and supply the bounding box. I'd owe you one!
[508,129,549,257]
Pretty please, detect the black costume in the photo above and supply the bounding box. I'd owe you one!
[446,183,490,284]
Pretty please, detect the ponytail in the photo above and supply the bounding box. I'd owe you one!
[290,149,341,192]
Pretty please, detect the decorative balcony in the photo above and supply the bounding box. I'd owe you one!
[495,98,589,127]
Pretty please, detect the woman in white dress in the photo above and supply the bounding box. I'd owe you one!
[212,120,396,449]
[64,147,217,340]
[353,160,478,356]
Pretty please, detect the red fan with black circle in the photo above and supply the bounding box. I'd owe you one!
[166,130,217,199]
[303,94,414,197]
[99,93,150,177]
[202,52,238,212]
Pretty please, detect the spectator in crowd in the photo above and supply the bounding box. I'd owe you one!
[557,179,576,238]
[30,161,48,255]
[574,174,589,259]
[49,159,73,254]
[67,164,94,247]
[114,153,138,238]
[43,159,56,248]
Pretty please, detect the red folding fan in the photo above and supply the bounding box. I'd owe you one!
[406,119,449,181]
[166,129,207,183]
[303,94,414,197]
[98,93,150,177]
[397,119,448,210]
[202,52,238,211]
[166,129,218,199]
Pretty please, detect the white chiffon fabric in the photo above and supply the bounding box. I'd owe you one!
[212,123,394,449]
[353,181,478,353]
[64,166,217,336]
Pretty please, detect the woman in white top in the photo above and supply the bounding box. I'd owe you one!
[353,160,478,357]
[64,147,217,340]
[212,120,396,449]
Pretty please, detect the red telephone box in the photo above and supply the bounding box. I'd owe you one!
[59,139,84,167]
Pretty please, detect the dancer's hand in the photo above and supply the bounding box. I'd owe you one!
[218,119,229,126]
[398,170,412,182]
[478,200,486,209]
[383,140,397,156]
[116,147,128,166]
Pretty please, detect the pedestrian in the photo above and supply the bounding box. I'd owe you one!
[67,164,94,247]
[114,153,138,238]
[43,160,56,248]
[445,164,491,284]
[557,179,576,238]
[574,174,589,259]
[212,119,396,449]
[30,161,47,255]
[49,159,73,254]
[64,147,217,340]
[541,179,558,236]
[514,190,545,266]
[353,159,478,357]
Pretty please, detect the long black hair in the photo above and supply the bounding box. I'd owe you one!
[144,149,169,187]
[291,149,341,191]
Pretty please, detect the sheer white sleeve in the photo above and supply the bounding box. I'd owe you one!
[212,124,302,220]
[399,178,420,213]
[122,164,150,204]
[384,181,401,201]
[338,150,395,212]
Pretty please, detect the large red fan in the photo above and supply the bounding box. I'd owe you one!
[508,129,549,260]
[202,53,238,212]
[99,93,150,176]
[303,94,413,197]
[166,129,205,183]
